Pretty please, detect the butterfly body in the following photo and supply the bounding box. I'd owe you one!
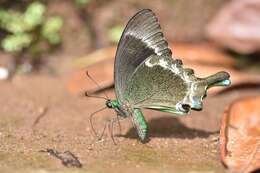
[104,9,231,142]
[106,99,149,140]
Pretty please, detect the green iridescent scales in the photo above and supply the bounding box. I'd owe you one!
[125,55,188,110]
[105,9,231,142]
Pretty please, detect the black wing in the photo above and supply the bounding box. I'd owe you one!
[114,9,172,104]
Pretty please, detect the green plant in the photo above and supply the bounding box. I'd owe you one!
[74,0,91,8]
[108,25,124,44]
[0,1,63,69]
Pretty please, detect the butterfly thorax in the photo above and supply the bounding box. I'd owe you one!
[106,99,131,118]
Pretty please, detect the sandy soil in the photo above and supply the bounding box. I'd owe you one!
[0,1,258,172]
[0,73,259,173]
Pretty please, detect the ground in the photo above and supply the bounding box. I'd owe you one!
[0,73,258,173]
[0,1,259,172]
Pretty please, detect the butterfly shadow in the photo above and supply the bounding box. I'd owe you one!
[121,117,217,142]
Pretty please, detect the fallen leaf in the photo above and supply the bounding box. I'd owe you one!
[207,0,260,53]
[67,59,114,95]
[170,42,235,68]
[67,57,260,95]
[72,42,235,69]
[186,64,260,94]
[220,96,260,173]
[68,44,260,95]
[72,47,115,69]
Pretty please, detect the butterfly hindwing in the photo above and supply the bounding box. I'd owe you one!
[125,55,191,114]
[124,54,230,113]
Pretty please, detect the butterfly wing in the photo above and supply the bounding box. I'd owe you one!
[113,9,230,141]
[114,9,172,104]
[125,54,230,114]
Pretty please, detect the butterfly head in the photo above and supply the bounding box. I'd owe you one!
[105,100,113,108]
[106,99,120,109]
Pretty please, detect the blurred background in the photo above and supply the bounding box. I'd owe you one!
[1,0,260,91]
[0,0,259,173]
[0,0,260,79]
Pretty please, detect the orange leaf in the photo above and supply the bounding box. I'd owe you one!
[220,96,260,173]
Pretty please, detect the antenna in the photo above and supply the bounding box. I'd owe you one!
[85,91,108,100]
[85,71,109,99]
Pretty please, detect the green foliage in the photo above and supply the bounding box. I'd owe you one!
[2,33,32,52]
[108,25,124,44]
[0,1,63,55]
[24,1,45,29]
[42,16,63,45]
[75,0,91,8]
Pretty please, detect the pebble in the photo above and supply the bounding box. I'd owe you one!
[0,67,9,80]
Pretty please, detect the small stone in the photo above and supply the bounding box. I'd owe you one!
[0,67,9,80]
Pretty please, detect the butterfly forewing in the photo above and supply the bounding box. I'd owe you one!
[114,9,172,104]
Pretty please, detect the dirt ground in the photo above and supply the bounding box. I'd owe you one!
[0,1,259,172]
[0,71,259,173]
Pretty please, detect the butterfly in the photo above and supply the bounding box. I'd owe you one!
[88,9,230,142]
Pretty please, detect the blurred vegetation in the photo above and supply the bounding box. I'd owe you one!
[0,0,257,74]
[234,53,260,72]
[74,0,91,8]
[108,25,124,43]
[0,1,63,70]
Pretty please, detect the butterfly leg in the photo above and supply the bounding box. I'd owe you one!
[116,114,122,135]
[89,107,107,139]
[108,117,117,145]
[97,122,107,141]
[108,116,125,145]
[130,108,148,142]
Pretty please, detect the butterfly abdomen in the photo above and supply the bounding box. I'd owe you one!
[132,109,148,141]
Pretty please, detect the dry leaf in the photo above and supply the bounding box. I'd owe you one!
[186,64,260,94]
[170,42,235,67]
[220,96,260,173]
[72,43,235,69]
[207,0,260,53]
[67,58,260,95]
[67,59,114,95]
[72,47,115,69]
[68,44,260,95]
